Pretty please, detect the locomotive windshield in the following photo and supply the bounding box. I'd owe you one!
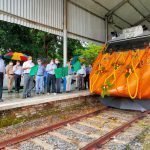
[105,32,150,53]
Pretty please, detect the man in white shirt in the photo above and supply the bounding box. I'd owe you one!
[13,61,23,93]
[77,64,86,90]
[66,61,73,92]
[22,56,34,98]
[0,52,5,102]
[46,59,57,94]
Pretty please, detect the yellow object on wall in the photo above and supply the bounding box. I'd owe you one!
[90,48,150,99]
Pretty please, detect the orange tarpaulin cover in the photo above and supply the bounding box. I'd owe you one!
[90,48,150,99]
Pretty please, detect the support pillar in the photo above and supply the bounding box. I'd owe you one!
[105,16,108,43]
[63,0,67,66]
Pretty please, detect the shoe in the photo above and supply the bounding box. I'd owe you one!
[47,93,50,95]
[10,91,13,93]
[0,99,4,102]
[22,95,27,99]
[27,94,31,97]
[53,93,57,95]
[57,92,62,94]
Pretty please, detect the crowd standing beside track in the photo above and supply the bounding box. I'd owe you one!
[0,53,92,102]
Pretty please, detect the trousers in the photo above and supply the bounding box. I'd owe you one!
[14,74,21,92]
[63,77,66,92]
[84,74,90,89]
[47,74,56,93]
[23,74,34,97]
[78,75,85,90]
[56,78,61,93]
[0,73,3,99]
[36,76,44,93]
[66,75,72,92]
[7,75,14,92]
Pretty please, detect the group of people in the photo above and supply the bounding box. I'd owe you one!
[0,52,92,102]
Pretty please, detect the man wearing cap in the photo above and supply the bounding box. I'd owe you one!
[0,52,5,102]
[6,61,14,93]
[22,56,34,98]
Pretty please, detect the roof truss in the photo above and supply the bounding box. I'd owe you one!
[93,0,150,28]
[105,0,128,17]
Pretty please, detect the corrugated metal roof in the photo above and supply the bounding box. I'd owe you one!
[130,0,150,16]
[95,0,123,10]
[69,0,108,18]
[0,0,150,43]
[115,3,143,25]
[0,0,63,36]
[71,0,150,29]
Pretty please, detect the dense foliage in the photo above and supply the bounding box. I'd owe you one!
[74,43,103,65]
[0,20,83,62]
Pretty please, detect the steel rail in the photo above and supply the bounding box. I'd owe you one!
[0,107,108,149]
[81,110,149,150]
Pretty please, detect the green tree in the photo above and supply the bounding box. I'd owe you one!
[0,20,84,63]
[74,43,103,65]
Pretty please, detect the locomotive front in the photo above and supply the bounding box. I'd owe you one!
[90,26,150,111]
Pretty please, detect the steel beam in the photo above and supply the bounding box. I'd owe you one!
[134,13,150,26]
[128,1,144,18]
[92,0,108,11]
[128,1,150,25]
[63,0,67,66]
[68,31,105,43]
[113,24,122,30]
[105,0,128,17]
[105,17,108,43]
[114,14,132,26]
[92,0,131,26]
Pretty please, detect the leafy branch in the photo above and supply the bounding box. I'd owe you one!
[101,80,113,98]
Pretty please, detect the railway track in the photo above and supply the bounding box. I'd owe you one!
[1,107,149,150]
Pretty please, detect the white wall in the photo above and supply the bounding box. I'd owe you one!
[68,2,106,44]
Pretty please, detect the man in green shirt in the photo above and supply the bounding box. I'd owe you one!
[55,59,62,93]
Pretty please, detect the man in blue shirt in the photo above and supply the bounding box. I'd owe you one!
[36,59,45,94]
[46,59,57,95]
[0,52,5,102]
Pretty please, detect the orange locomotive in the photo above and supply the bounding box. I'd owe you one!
[90,29,150,111]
